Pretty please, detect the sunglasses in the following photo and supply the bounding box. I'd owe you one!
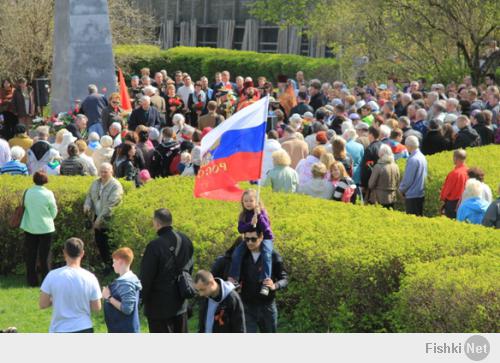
[244,237,259,243]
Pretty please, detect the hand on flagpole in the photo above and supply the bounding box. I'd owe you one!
[251,211,258,227]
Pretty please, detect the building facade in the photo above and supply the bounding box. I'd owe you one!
[133,0,328,57]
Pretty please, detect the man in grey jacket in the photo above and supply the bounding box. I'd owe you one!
[84,162,123,273]
[482,183,500,229]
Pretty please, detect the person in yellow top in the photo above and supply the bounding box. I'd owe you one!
[8,124,33,163]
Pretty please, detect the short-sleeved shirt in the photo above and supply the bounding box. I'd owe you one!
[41,266,101,333]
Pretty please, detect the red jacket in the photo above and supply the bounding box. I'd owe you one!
[440,164,468,201]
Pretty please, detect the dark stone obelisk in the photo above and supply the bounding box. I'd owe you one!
[51,0,116,114]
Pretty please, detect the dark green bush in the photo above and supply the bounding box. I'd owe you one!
[114,45,339,82]
[397,145,500,216]
[396,252,500,332]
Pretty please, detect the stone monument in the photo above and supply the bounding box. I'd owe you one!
[51,0,116,114]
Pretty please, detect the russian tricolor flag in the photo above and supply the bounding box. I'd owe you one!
[194,96,269,200]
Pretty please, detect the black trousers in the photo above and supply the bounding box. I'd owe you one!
[24,232,52,287]
[444,199,459,219]
[94,228,112,266]
[405,197,425,216]
[147,313,188,333]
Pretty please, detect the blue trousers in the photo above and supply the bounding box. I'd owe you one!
[229,239,273,281]
[244,301,278,333]
[88,122,105,137]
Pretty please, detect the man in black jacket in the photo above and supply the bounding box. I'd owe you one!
[66,114,88,140]
[196,270,246,333]
[238,226,288,333]
[128,96,162,132]
[140,208,194,333]
[454,115,481,149]
[360,126,382,190]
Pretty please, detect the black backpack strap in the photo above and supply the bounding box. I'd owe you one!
[172,231,194,274]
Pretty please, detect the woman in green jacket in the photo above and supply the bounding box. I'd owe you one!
[20,171,58,286]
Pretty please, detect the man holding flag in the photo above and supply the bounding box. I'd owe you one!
[194,95,269,201]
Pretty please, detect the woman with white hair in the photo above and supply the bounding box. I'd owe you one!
[0,146,28,175]
[263,149,299,193]
[367,144,400,208]
[85,132,102,157]
[172,113,185,138]
[457,179,490,224]
[298,162,334,199]
[92,135,114,170]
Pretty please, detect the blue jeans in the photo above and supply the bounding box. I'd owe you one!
[88,122,104,137]
[229,239,273,281]
[244,301,278,333]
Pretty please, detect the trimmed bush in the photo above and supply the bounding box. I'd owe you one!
[114,45,339,83]
[110,177,500,332]
[397,145,500,216]
[0,175,133,274]
[1,174,499,332]
[396,253,500,332]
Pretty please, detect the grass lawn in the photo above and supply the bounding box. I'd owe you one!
[0,275,198,333]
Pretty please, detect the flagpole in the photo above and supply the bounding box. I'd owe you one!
[255,95,269,210]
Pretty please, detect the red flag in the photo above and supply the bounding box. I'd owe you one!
[118,68,132,112]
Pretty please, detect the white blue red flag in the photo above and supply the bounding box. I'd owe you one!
[194,96,269,200]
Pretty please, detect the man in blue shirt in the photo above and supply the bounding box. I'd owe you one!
[399,135,428,216]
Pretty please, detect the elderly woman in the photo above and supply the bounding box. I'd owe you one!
[295,146,327,188]
[84,163,124,274]
[298,162,334,199]
[0,146,28,175]
[367,144,400,209]
[457,179,490,224]
[172,113,186,138]
[93,135,114,170]
[263,149,299,193]
[20,171,58,286]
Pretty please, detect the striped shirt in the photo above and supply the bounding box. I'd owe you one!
[332,177,356,202]
[0,160,28,175]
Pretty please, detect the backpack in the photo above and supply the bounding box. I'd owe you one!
[150,142,181,178]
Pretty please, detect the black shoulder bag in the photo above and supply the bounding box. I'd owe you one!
[172,231,196,299]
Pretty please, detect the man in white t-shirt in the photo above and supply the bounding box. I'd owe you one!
[39,237,102,333]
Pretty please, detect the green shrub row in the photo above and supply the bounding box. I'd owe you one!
[1,174,499,332]
[396,252,500,332]
[0,176,133,274]
[397,145,500,217]
[109,177,500,332]
[114,45,339,83]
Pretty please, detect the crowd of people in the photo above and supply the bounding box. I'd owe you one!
[1,67,500,332]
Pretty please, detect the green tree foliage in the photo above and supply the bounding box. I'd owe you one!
[249,0,500,83]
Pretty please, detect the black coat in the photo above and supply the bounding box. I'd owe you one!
[128,106,162,132]
[290,102,314,116]
[66,123,83,140]
[198,279,246,333]
[421,129,450,155]
[360,140,383,188]
[454,126,481,149]
[473,124,494,146]
[239,248,288,305]
[309,93,325,111]
[140,226,194,319]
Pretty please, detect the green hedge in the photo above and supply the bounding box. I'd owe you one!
[0,176,133,274]
[396,253,500,332]
[114,45,339,83]
[109,177,500,332]
[397,145,500,216]
[1,174,499,332]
